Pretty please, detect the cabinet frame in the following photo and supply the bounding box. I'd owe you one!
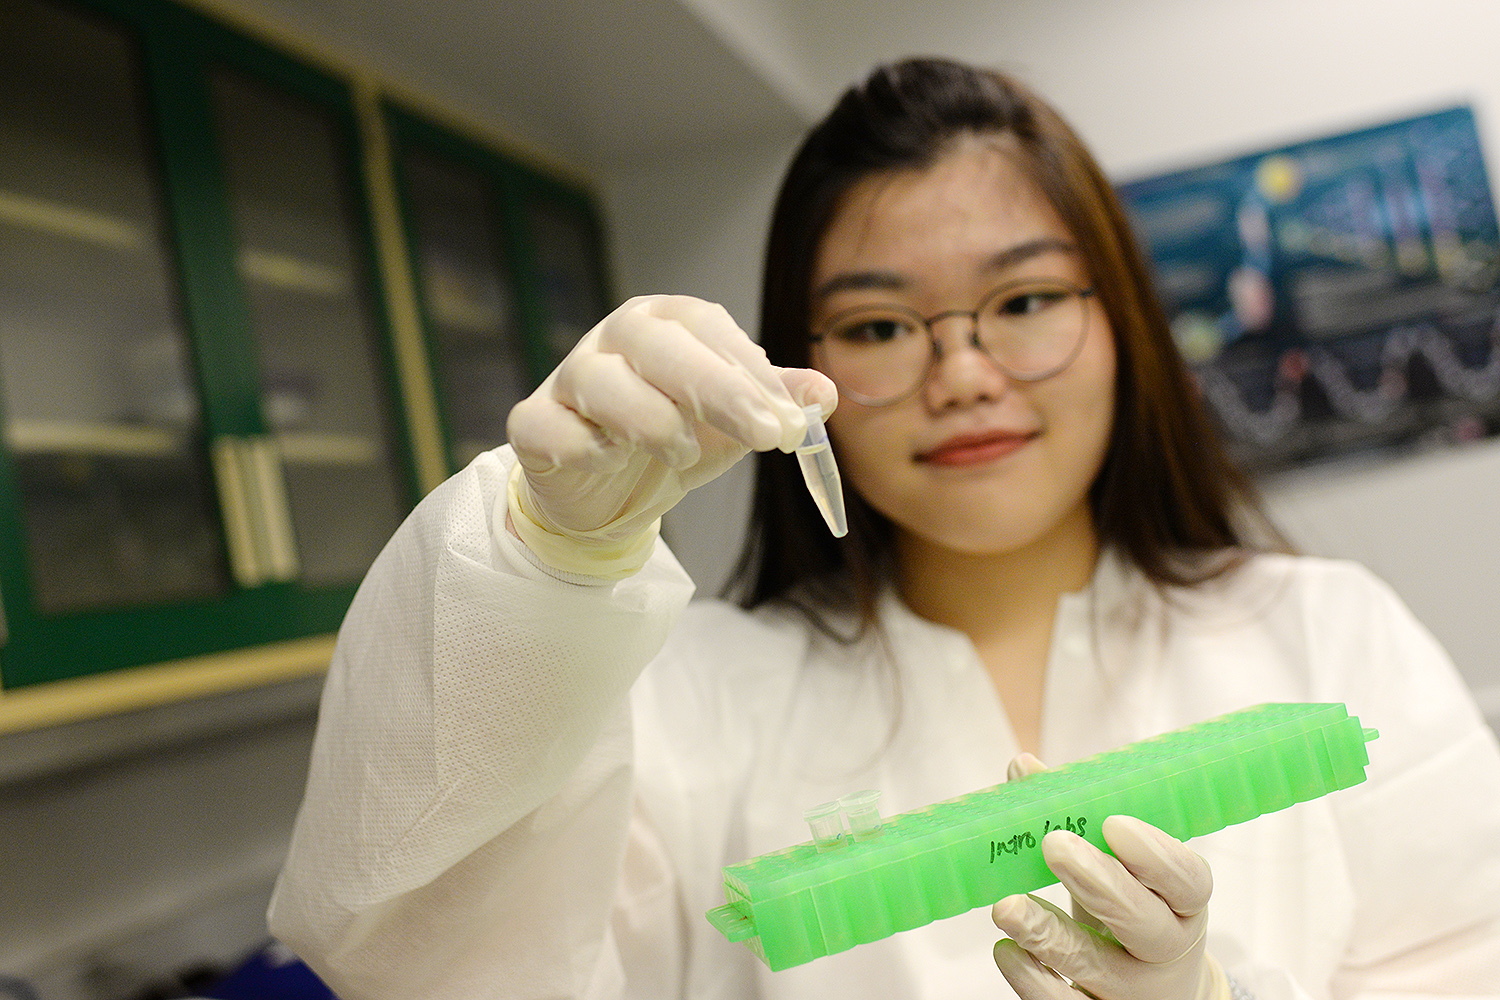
[0,0,422,700]
[0,0,616,732]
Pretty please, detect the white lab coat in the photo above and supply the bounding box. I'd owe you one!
[269,446,1500,1000]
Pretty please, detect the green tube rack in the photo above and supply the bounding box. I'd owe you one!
[706,702,1378,971]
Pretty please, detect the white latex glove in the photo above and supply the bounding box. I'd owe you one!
[992,755,1230,1000]
[505,294,836,577]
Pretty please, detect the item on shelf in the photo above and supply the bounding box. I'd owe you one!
[122,329,198,427]
[261,371,322,430]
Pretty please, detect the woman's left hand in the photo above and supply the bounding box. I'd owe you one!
[991,787,1230,1000]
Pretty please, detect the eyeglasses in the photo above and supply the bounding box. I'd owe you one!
[809,278,1096,407]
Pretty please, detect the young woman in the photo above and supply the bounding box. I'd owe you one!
[269,59,1500,1000]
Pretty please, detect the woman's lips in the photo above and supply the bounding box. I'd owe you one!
[918,430,1036,467]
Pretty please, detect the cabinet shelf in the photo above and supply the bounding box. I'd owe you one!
[238,247,351,298]
[428,293,507,336]
[4,419,382,468]
[0,188,150,253]
[275,430,381,466]
[5,418,187,457]
[0,189,352,299]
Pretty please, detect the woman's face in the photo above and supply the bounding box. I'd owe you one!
[811,134,1116,560]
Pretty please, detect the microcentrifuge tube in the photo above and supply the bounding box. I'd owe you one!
[804,800,846,852]
[840,789,883,842]
[796,404,848,538]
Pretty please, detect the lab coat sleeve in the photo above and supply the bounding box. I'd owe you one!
[267,445,698,1000]
[1312,562,1500,999]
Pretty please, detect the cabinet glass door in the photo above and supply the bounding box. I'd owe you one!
[0,0,229,615]
[400,149,529,468]
[523,191,611,373]
[208,67,407,587]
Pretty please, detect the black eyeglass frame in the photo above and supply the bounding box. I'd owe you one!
[809,279,1098,407]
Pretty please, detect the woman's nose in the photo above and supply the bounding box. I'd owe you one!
[923,316,1010,408]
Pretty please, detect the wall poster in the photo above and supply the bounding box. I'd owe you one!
[1117,106,1500,473]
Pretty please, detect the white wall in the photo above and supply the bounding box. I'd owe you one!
[1008,0,1500,719]
[601,0,1500,718]
[600,137,801,597]
[1262,443,1500,721]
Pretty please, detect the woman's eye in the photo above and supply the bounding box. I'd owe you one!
[998,289,1066,316]
[834,316,912,344]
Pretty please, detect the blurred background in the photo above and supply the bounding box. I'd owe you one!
[2,0,1498,996]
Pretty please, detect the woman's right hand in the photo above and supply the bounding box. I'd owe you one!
[505,294,836,572]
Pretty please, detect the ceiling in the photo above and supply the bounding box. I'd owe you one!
[213,0,809,172]
[210,0,1031,174]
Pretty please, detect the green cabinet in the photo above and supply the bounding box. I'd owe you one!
[0,0,417,696]
[0,0,612,724]
[386,105,612,469]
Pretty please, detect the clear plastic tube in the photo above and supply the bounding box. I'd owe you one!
[795,404,848,538]
[839,789,883,842]
[803,800,846,852]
